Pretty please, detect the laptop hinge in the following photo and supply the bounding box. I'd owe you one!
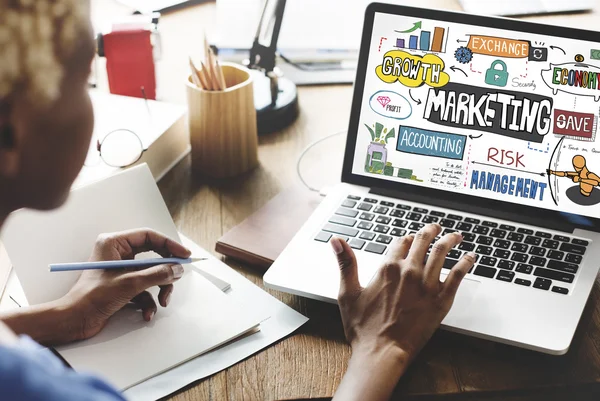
[370,187,575,233]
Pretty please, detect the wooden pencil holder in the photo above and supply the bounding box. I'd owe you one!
[186,62,259,178]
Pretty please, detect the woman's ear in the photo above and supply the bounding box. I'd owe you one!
[0,106,19,179]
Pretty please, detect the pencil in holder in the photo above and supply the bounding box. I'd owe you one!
[186,62,259,178]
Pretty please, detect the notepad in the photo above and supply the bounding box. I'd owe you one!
[1,164,267,389]
[57,267,260,389]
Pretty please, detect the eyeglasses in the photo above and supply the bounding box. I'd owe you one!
[84,129,146,168]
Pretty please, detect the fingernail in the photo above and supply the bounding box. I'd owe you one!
[467,251,477,260]
[330,237,344,255]
[165,292,172,306]
[172,264,184,279]
[149,310,155,321]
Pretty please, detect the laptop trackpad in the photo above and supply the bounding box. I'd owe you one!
[441,275,481,326]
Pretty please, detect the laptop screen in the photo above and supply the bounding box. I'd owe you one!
[349,7,600,223]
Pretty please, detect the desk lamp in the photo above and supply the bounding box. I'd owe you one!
[246,0,299,134]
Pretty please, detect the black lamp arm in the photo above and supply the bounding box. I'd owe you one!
[248,0,287,73]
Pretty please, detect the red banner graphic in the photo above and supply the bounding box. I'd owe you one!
[553,109,596,139]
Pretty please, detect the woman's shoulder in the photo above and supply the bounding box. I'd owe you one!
[0,335,126,401]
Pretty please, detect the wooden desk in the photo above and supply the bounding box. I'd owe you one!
[89,1,600,399]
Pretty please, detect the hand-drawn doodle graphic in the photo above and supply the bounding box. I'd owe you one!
[548,155,600,205]
[396,125,466,160]
[467,35,529,58]
[376,50,450,88]
[364,122,396,173]
[363,122,423,181]
[553,109,597,141]
[528,45,548,62]
[423,82,553,142]
[394,24,448,53]
[575,54,585,63]
[454,46,473,64]
[592,49,600,61]
[368,90,413,120]
[470,169,547,201]
[541,62,600,101]
[484,60,509,87]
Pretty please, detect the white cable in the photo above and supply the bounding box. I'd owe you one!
[296,130,346,194]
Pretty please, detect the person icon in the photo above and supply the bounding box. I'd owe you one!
[547,155,600,197]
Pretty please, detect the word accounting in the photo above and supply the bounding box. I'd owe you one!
[423,83,552,143]
[467,35,529,58]
[396,125,466,160]
[376,50,450,88]
[541,63,600,101]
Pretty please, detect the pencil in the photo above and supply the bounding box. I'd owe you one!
[188,57,203,88]
[200,61,215,91]
[195,63,210,90]
[215,59,227,90]
[206,47,222,90]
[49,257,207,272]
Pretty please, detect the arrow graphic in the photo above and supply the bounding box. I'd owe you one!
[395,21,422,34]
[472,161,545,177]
[469,133,483,139]
[408,89,422,105]
[550,45,566,55]
[456,39,468,43]
[450,65,468,77]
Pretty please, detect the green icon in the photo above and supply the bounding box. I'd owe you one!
[591,49,600,60]
[485,60,509,87]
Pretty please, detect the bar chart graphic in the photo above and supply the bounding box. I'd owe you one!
[395,26,447,53]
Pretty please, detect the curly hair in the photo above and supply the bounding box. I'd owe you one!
[0,0,90,106]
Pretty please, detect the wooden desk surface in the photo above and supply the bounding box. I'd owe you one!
[93,1,600,400]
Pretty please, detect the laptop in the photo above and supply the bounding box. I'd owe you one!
[264,3,600,355]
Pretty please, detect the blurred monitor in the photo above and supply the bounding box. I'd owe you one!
[459,0,594,17]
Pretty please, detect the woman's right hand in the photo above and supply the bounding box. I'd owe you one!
[331,223,476,401]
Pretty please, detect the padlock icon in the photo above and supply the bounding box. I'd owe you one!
[485,60,509,87]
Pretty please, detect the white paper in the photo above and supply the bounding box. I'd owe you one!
[124,234,309,401]
[2,164,182,305]
[0,165,264,391]
[57,268,261,390]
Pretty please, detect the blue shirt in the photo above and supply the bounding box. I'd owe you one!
[0,336,125,401]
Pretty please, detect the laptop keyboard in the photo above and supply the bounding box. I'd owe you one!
[315,195,590,296]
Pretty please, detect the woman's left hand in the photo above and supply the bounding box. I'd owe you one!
[62,228,191,341]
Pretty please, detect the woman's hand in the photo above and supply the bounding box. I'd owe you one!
[0,228,191,346]
[332,223,476,401]
[63,228,191,341]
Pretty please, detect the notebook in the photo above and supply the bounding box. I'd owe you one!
[215,186,322,269]
[1,164,267,390]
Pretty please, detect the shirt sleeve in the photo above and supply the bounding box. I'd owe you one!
[0,336,126,401]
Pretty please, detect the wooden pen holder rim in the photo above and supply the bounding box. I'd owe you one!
[186,61,253,93]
